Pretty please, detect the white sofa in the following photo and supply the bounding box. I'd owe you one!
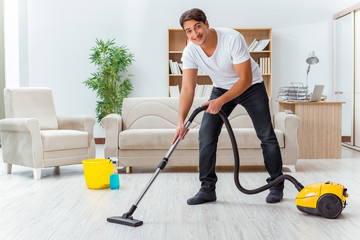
[101,97,301,173]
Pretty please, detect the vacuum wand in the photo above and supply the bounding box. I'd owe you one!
[107,105,305,227]
[107,111,196,227]
[132,120,191,207]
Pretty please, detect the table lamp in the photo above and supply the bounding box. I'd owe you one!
[306,51,319,99]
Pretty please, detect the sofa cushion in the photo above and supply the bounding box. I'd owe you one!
[41,130,89,151]
[119,128,284,150]
[218,129,284,149]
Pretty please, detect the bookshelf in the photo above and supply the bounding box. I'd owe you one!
[168,27,273,98]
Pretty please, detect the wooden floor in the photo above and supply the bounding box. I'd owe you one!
[0,145,360,240]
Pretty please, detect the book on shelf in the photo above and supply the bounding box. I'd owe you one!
[169,60,175,74]
[248,39,257,50]
[169,85,180,97]
[174,61,182,74]
[194,84,213,98]
[170,62,207,76]
[258,57,271,74]
[195,84,205,97]
[263,58,265,73]
[169,60,182,75]
[252,39,270,51]
[249,40,259,51]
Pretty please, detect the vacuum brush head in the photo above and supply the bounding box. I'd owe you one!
[107,215,143,227]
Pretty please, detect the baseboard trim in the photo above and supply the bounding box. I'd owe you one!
[95,138,105,144]
[342,142,360,152]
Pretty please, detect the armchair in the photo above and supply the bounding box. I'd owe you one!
[0,88,95,179]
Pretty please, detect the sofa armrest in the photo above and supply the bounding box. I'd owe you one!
[57,116,95,133]
[101,114,122,158]
[0,118,43,168]
[274,112,301,163]
[274,112,301,132]
[0,118,39,132]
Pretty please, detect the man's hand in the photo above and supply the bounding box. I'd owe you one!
[172,122,189,144]
[202,98,224,114]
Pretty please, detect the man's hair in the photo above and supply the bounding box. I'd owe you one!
[179,8,207,29]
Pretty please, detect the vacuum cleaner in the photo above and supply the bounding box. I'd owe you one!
[107,106,348,227]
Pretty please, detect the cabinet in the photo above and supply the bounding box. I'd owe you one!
[277,100,344,159]
[168,28,273,97]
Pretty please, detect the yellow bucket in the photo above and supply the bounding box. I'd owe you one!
[82,159,113,189]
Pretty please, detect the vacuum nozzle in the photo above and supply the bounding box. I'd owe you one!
[107,215,143,227]
[107,204,143,227]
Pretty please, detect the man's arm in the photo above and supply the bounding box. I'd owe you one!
[202,59,253,114]
[172,68,197,144]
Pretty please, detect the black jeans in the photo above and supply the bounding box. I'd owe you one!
[198,82,283,191]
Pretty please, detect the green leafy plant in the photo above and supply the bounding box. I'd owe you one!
[84,39,135,122]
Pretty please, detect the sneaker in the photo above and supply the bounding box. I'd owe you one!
[187,189,217,205]
[266,188,283,203]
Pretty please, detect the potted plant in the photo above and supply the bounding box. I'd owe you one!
[84,39,135,122]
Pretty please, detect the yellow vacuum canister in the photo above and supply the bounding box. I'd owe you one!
[296,181,348,219]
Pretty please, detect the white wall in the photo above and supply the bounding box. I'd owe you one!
[0,0,6,123]
[3,0,20,88]
[272,21,334,113]
[18,0,29,87]
[7,0,360,137]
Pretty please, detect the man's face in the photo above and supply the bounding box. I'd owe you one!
[183,20,209,46]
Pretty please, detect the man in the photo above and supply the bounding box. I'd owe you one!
[172,8,284,205]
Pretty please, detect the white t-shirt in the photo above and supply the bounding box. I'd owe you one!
[181,27,263,90]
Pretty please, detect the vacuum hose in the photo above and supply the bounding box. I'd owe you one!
[107,105,306,227]
[188,105,304,193]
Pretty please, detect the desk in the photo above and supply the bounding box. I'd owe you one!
[277,101,344,159]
